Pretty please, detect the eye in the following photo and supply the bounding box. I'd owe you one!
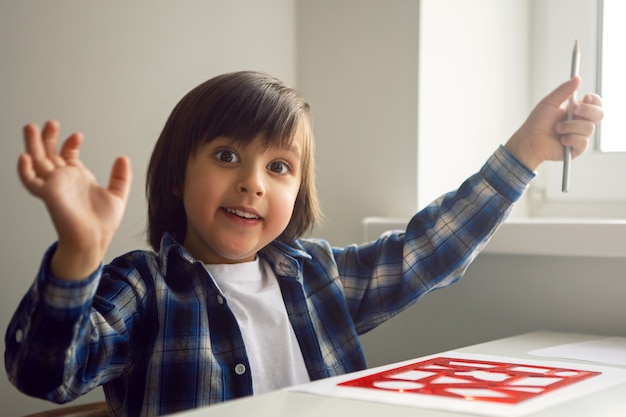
[267,160,291,174]
[214,149,239,164]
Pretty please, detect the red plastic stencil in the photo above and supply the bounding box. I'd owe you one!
[338,357,601,404]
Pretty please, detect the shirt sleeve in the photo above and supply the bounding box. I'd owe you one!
[4,243,142,403]
[334,145,535,334]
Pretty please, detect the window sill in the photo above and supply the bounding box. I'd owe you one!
[363,217,626,258]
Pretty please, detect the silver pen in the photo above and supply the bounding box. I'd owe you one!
[562,39,580,193]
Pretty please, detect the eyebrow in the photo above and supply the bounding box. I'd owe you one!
[264,137,302,160]
[283,142,302,159]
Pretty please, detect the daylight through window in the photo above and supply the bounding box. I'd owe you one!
[597,0,626,152]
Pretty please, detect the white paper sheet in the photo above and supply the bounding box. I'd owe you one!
[288,351,626,417]
[528,337,626,366]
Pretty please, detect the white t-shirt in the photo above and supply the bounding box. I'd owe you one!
[205,258,310,394]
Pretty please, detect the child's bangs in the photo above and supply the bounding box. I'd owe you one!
[201,74,308,151]
[221,111,301,151]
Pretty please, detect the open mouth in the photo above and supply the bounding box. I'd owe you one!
[225,208,261,220]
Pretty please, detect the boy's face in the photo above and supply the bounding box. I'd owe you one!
[179,132,303,264]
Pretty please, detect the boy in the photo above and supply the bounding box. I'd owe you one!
[6,71,603,416]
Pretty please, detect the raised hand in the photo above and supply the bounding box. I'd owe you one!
[505,76,604,171]
[17,120,132,281]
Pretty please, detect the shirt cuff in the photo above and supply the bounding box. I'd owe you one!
[38,243,102,310]
[480,145,536,203]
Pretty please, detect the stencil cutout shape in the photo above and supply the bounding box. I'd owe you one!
[338,356,601,405]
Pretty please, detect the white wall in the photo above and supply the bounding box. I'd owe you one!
[361,253,626,367]
[297,0,419,246]
[299,0,532,249]
[0,1,296,415]
[417,0,530,210]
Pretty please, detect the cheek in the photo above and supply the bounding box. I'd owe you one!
[183,178,221,214]
[272,185,300,224]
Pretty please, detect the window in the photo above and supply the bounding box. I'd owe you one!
[368,0,626,258]
[530,0,626,216]
[597,0,626,152]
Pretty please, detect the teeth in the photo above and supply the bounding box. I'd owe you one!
[226,208,259,219]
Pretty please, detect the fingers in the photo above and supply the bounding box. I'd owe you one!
[23,123,54,173]
[22,120,84,170]
[59,131,84,161]
[17,153,44,195]
[19,120,86,198]
[558,91,603,152]
[556,118,594,158]
[555,89,603,159]
[542,76,582,108]
[572,93,604,124]
[561,133,591,158]
[556,118,596,159]
[41,120,61,160]
[108,156,132,202]
[556,117,597,137]
[582,92,602,106]
[27,120,66,166]
[20,122,55,194]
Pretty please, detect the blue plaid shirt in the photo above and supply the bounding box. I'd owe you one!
[5,146,533,416]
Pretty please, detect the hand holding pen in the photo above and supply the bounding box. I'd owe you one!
[503,75,603,174]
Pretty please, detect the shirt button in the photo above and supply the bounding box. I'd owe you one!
[216,295,224,305]
[234,363,246,375]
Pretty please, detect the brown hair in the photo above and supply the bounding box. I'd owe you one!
[146,71,320,251]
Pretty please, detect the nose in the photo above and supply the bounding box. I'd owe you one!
[237,164,265,197]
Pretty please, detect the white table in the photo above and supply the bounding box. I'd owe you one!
[169,332,626,416]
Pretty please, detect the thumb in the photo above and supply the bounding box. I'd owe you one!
[541,76,581,108]
[108,156,132,202]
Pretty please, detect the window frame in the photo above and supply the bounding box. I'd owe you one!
[531,0,626,212]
